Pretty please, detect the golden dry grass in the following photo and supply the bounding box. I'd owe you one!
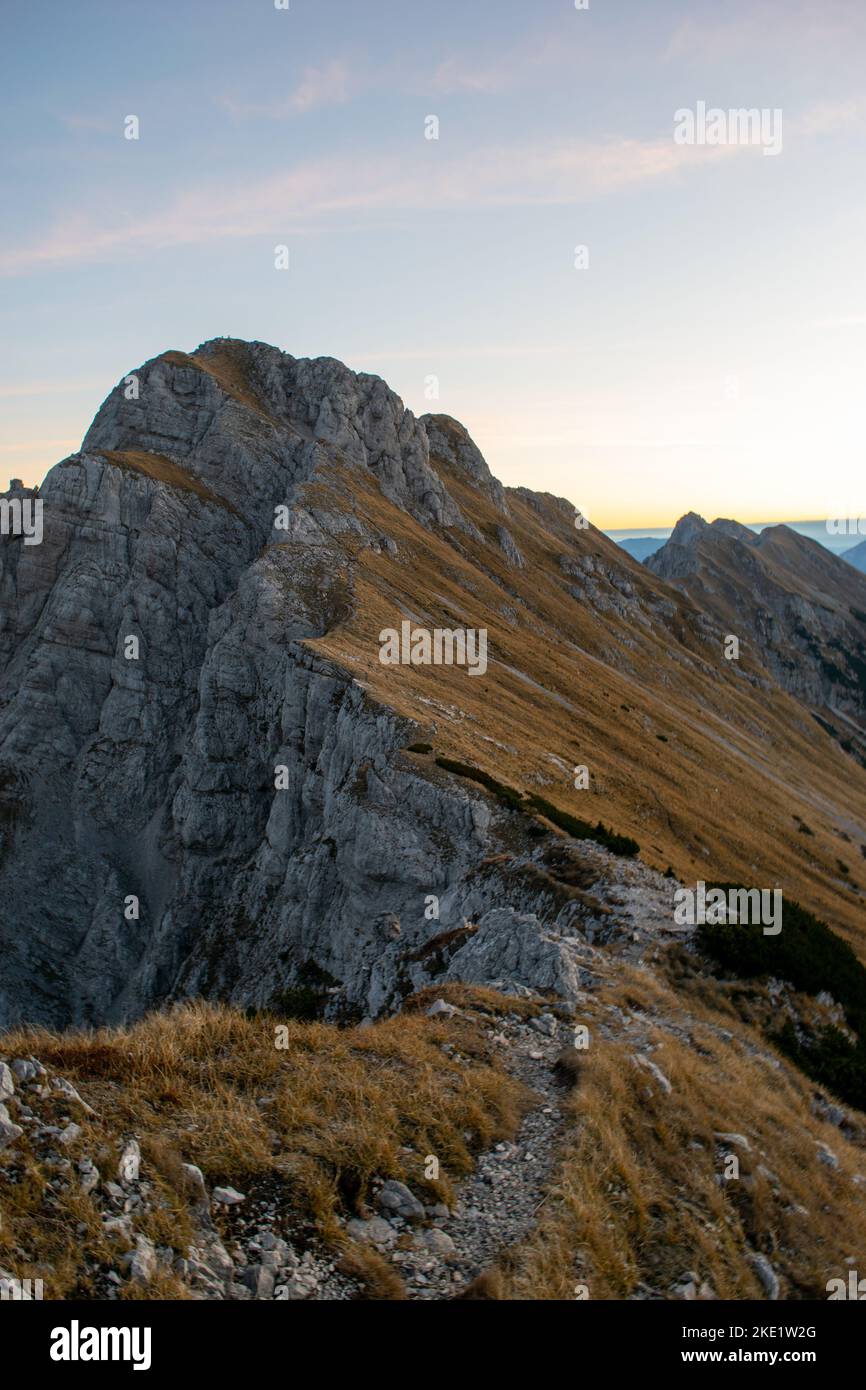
[162,346,282,428]
[97,449,240,516]
[0,999,527,1297]
[490,960,866,1300]
[290,455,866,950]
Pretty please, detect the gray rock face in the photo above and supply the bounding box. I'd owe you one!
[495,526,525,569]
[444,908,590,1004]
[422,414,507,513]
[0,338,643,1030]
[647,513,866,732]
[0,341,485,1027]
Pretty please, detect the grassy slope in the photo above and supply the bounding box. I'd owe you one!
[0,999,526,1299]
[296,455,866,949]
[489,962,866,1301]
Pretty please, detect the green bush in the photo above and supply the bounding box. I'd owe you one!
[434,758,639,858]
[698,888,866,1111]
[774,1021,866,1113]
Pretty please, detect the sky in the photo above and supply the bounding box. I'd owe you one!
[1,0,864,529]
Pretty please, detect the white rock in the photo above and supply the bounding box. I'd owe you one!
[750,1254,780,1300]
[53,1078,96,1116]
[633,1054,672,1094]
[427,999,458,1018]
[123,1235,157,1285]
[213,1186,246,1206]
[714,1132,751,1151]
[0,1104,23,1150]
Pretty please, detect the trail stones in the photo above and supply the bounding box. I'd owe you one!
[78,1157,100,1194]
[346,1215,397,1247]
[419,1228,456,1259]
[376,1179,425,1223]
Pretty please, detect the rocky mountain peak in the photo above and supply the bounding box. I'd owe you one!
[3,341,866,1034]
[710,517,758,544]
[81,337,473,535]
[668,511,708,547]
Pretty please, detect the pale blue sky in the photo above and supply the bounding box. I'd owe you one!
[1,0,864,526]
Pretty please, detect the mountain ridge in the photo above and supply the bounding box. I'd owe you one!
[1,339,865,1031]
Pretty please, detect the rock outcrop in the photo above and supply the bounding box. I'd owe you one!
[2,342,866,1029]
[647,513,866,742]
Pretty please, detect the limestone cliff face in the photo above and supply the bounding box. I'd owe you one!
[0,340,615,1028]
[2,342,866,1030]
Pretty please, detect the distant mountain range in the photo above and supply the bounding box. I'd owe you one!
[646,512,866,758]
[614,523,866,568]
[614,535,665,562]
[844,538,866,573]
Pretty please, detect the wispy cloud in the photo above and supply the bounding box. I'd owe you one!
[664,0,866,61]
[59,112,114,134]
[794,99,861,135]
[0,135,742,277]
[221,58,359,118]
[429,32,579,96]
[292,59,355,113]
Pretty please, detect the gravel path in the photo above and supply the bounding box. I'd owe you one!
[345,1008,570,1300]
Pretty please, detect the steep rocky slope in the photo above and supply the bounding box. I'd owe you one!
[647,512,866,753]
[1,340,865,1032]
